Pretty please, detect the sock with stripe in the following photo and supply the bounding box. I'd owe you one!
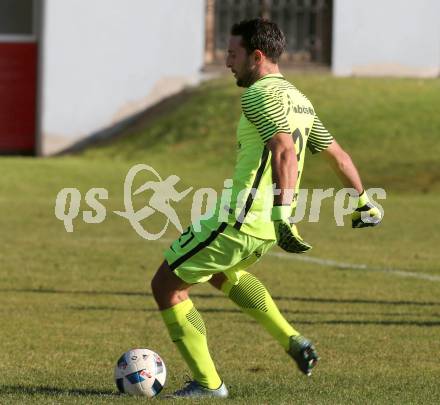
[221,271,299,350]
[161,299,222,389]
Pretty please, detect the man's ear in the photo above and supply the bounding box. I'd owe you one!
[253,49,264,65]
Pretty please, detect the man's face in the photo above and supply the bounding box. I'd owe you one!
[226,36,256,88]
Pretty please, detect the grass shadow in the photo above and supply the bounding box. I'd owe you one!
[292,319,440,327]
[68,305,440,319]
[1,287,440,307]
[0,384,116,397]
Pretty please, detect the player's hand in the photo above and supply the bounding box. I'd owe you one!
[272,206,312,253]
[352,191,382,228]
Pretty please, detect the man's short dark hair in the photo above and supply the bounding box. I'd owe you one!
[231,18,286,63]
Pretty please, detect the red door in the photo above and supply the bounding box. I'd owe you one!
[0,0,38,155]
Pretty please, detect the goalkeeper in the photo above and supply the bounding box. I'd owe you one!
[151,18,382,398]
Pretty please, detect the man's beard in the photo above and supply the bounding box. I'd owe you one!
[236,64,257,88]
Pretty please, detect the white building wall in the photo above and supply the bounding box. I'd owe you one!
[41,0,205,154]
[332,0,440,77]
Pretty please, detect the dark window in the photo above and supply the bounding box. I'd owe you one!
[206,0,332,65]
[0,0,34,36]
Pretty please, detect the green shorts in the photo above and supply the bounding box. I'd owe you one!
[164,222,275,285]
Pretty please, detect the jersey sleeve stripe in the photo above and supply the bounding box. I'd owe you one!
[244,103,284,116]
[246,111,287,124]
[241,85,293,143]
[242,99,281,111]
[307,115,334,154]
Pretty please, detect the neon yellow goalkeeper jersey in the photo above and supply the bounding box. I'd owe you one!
[205,73,333,240]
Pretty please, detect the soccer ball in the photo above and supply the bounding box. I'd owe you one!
[114,348,166,397]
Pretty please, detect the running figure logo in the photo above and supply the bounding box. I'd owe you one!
[114,164,193,240]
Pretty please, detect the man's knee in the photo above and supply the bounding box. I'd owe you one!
[151,260,191,309]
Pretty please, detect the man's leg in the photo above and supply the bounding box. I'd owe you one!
[151,260,222,389]
[209,271,299,350]
[210,268,318,375]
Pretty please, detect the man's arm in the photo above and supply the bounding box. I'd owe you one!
[267,133,312,253]
[322,139,382,228]
[321,140,363,192]
[267,132,297,206]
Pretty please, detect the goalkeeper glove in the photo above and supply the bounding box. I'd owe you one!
[271,205,312,253]
[352,191,382,228]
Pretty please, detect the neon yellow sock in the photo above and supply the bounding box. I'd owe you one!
[221,271,299,350]
[161,299,222,389]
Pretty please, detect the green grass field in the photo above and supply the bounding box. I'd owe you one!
[1,74,440,404]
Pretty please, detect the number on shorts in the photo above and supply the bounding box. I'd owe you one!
[178,227,195,248]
